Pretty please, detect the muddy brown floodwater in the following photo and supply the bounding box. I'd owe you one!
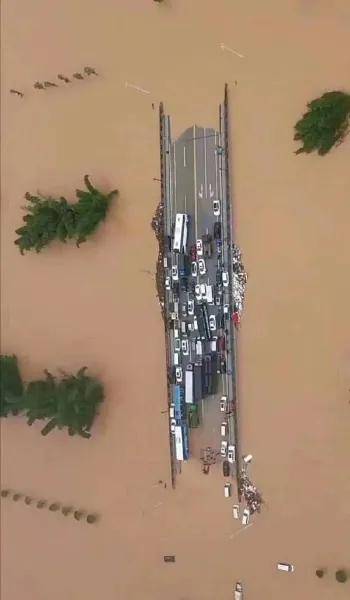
[1,1,350,599]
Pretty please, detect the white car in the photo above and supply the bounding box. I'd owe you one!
[243,454,253,464]
[224,482,231,498]
[169,405,175,418]
[209,315,216,331]
[174,338,181,352]
[242,508,250,525]
[232,505,240,520]
[200,283,206,297]
[234,582,243,600]
[222,271,229,287]
[220,440,228,457]
[198,258,206,275]
[277,563,295,573]
[188,299,194,315]
[220,395,227,412]
[175,367,182,383]
[223,303,229,314]
[172,265,179,281]
[181,339,189,355]
[221,422,228,437]
[228,444,236,463]
[170,418,176,434]
[213,200,220,216]
[193,315,198,330]
[196,239,203,256]
[195,284,202,300]
[191,261,197,277]
[165,276,171,290]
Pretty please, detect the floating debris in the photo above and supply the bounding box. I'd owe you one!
[73,72,84,80]
[34,81,45,90]
[231,244,247,318]
[57,74,71,83]
[43,81,58,88]
[9,89,24,98]
[84,66,98,76]
[238,469,263,515]
[151,200,166,320]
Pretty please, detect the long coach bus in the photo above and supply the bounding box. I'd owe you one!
[173,213,189,253]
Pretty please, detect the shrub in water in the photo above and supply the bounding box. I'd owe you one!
[335,569,347,583]
[294,91,350,155]
[15,175,117,253]
[0,355,24,416]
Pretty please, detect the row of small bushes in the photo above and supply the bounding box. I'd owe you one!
[0,355,103,438]
[1,489,98,524]
[15,175,118,254]
[316,568,348,583]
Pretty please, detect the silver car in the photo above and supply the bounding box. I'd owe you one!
[198,258,206,275]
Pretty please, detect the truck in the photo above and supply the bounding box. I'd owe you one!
[185,364,194,404]
[205,284,214,305]
[178,253,190,277]
[173,385,185,420]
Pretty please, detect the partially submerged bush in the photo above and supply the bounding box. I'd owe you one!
[294,91,350,155]
[0,355,104,438]
[0,355,24,416]
[24,367,104,438]
[15,175,118,254]
[335,569,347,583]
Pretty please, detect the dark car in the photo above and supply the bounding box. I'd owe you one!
[216,270,222,285]
[190,244,197,262]
[219,356,226,374]
[180,277,188,292]
[222,460,230,477]
[166,235,172,251]
[214,221,221,240]
[172,281,180,297]
[217,336,226,351]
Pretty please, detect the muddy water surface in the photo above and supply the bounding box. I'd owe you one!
[1,1,350,599]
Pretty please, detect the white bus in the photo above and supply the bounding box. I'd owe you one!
[173,213,189,253]
[174,425,184,461]
[185,364,194,404]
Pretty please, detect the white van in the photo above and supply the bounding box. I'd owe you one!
[277,563,294,573]
[234,582,243,600]
[242,508,250,525]
[210,339,217,352]
[224,483,231,498]
[206,285,213,304]
[174,353,180,366]
[221,422,228,437]
[232,505,240,519]
[169,405,175,418]
[196,340,203,355]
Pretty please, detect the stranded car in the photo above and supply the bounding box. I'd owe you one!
[242,508,250,525]
[191,261,197,277]
[234,582,243,600]
[277,563,295,573]
[172,265,179,281]
[181,339,189,355]
[232,505,240,520]
[196,238,203,256]
[222,460,230,477]
[170,418,176,434]
[224,482,231,498]
[220,395,227,412]
[198,258,206,275]
[220,440,228,457]
[195,284,202,300]
[222,271,229,287]
[175,367,182,383]
[227,444,236,463]
[213,199,220,216]
[209,315,217,331]
[165,276,171,290]
[188,299,194,315]
[174,338,181,352]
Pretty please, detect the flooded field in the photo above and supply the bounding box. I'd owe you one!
[1,1,350,599]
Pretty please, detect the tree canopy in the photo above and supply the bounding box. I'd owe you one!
[294,91,350,155]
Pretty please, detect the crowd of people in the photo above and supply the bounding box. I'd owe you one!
[231,244,248,318]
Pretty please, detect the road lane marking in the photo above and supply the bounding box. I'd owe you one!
[209,183,214,198]
[219,43,244,58]
[125,81,151,94]
[184,193,187,213]
[183,146,187,167]
[198,184,203,199]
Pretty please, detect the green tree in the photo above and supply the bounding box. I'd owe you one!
[0,355,24,416]
[15,175,117,254]
[294,91,350,155]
